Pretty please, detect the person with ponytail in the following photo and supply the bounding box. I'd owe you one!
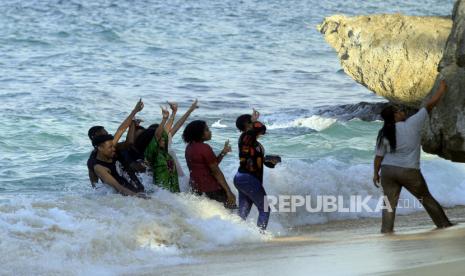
[373,79,452,233]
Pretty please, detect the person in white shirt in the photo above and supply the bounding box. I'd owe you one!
[373,79,452,233]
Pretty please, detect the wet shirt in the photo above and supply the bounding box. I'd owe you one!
[238,122,266,182]
[185,142,222,193]
[376,108,428,169]
[145,131,179,193]
[93,158,145,193]
[89,149,144,192]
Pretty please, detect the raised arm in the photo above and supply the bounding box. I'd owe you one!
[251,108,260,122]
[155,106,170,140]
[94,165,137,196]
[116,120,136,151]
[170,99,199,137]
[113,99,144,146]
[426,79,448,114]
[165,102,178,132]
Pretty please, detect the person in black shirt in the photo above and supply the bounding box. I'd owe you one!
[92,134,146,197]
[87,99,144,187]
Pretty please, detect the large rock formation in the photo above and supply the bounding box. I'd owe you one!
[318,14,452,107]
[422,0,465,162]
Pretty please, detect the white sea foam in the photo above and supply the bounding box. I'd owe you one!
[212,120,228,128]
[1,157,464,274]
[0,190,268,275]
[267,115,337,131]
[259,157,465,227]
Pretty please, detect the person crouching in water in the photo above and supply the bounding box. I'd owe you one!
[183,120,237,208]
[234,109,277,231]
[87,99,145,188]
[92,134,147,198]
[373,79,452,233]
[144,106,180,192]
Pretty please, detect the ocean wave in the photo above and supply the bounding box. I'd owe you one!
[262,157,465,228]
[212,120,228,128]
[0,190,267,274]
[267,115,337,131]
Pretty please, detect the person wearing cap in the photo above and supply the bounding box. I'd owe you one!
[92,134,146,197]
[87,99,144,187]
[234,109,276,231]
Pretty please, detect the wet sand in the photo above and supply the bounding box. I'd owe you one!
[149,206,465,276]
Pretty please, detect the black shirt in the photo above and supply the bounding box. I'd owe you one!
[88,150,145,193]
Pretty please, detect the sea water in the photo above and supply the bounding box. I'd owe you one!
[0,0,462,274]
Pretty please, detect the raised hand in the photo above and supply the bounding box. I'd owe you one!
[134,98,144,113]
[222,139,232,155]
[252,108,260,122]
[161,106,170,119]
[167,102,178,113]
[189,99,199,111]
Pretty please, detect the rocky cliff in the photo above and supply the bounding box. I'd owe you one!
[422,0,465,162]
[318,14,452,107]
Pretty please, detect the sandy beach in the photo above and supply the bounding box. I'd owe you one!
[151,206,465,276]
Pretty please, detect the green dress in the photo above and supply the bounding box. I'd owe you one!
[144,131,180,193]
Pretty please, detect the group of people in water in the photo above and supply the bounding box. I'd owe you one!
[87,77,452,233]
[87,100,279,231]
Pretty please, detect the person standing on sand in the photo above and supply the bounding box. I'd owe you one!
[373,79,453,233]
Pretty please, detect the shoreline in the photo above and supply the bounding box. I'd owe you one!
[151,205,465,276]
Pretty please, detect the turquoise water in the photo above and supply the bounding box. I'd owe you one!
[0,0,455,193]
[1,0,464,274]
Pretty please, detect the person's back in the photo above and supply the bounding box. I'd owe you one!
[378,108,428,169]
[373,80,452,233]
[185,141,221,193]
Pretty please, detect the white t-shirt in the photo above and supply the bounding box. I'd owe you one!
[375,108,428,169]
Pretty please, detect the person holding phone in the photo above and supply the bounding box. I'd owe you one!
[234,109,278,231]
[183,120,237,208]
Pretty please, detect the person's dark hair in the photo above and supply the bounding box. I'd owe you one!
[92,134,114,148]
[377,106,397,152]
[236,114,252,131]
[183,120,207,143]
[134,127,156,153]
[88,126,105,140]
[148,124,159,130]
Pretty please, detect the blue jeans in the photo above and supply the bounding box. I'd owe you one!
[233,172,270,230]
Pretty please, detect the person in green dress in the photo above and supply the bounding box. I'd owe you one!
[145,106,180,192]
